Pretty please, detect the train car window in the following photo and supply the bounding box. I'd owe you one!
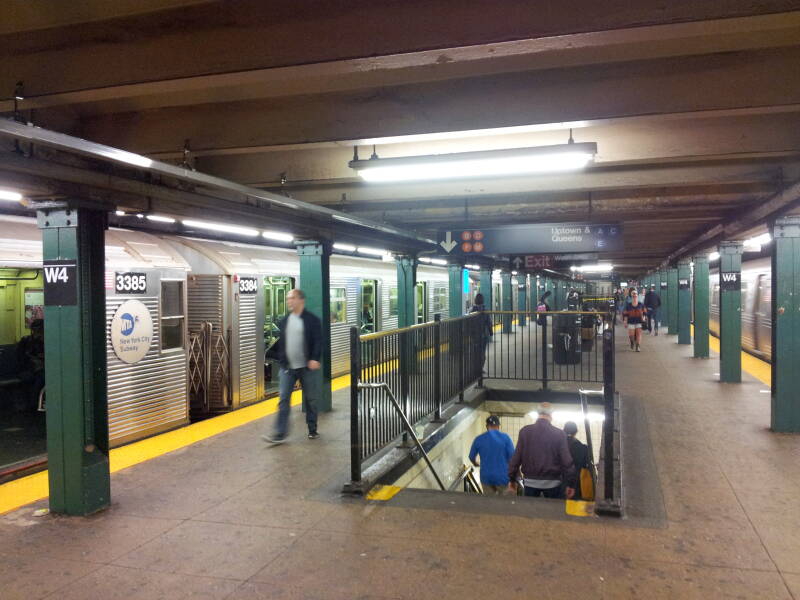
[415,282,427,323]
[330,287,347,324]
[388,287,398,317]
[360,280,377,334]
[161,280,185,350]
[432,285,447,316]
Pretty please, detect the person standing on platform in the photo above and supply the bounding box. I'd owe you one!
[507,402,575,499]
[536,290,552,326]
[469,415,515,495]
[470,293,493,372]
[644,284,661,336]
[263,289,323,444]
[623,289,646,351]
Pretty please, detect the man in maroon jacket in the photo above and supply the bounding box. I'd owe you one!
[507,402,576,499]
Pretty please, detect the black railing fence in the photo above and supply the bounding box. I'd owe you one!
[349,310,615,485]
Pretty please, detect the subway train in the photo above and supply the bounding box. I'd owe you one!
[709,257,771,361]
[0,215,545,466]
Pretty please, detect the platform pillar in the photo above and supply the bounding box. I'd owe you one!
[38,206,110,516]
[771,218,800,431]
[297,241,333,412]
[667,267,678,335]
[657,270,668,330]
[677,260,692,345]
[500,270,512,333]
[718,241,743,383]
[476,258,493,310]
[531,275,539,314]
[395,254,417,329]
[516,274,527,326]
[692,256,710,358]
[447,259,464,318]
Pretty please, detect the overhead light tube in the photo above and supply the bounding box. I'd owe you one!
[357,247,389,257]
[0,189,23,202]
[146,215,176,224]
[262,230,294,243]
[333,243,356,252]
[182,219,260,237]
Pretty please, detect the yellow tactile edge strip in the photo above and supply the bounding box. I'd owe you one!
[0,374,351,515]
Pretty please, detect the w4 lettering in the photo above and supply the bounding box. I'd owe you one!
[44,266,70,283]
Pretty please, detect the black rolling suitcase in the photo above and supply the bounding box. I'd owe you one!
[553,313,582,365]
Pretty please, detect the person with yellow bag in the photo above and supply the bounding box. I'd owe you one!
[563,421,594,501]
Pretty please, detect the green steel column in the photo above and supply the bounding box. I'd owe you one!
[39,207,110,515]
[677,260,692,345]
[516,274,527,326]
[447,259,464,318]
[692,256,710,358]
[395,254,418,329]
[667,267,678,335]
[501,271,512,333]
[552,280,561,310]
[771,218,800,431]
[479,266,493,312]
[719,241,743,383]
[658,270,668,328]
[530,275,539,313]
[297,241,332,412]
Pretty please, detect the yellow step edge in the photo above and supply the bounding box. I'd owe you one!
[0,373,351,515]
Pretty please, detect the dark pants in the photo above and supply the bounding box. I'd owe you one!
[524,486,563,499]
[648,308,659,332]
[275,366,320,437]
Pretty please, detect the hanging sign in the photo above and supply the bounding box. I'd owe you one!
[437,223,623,255]
[43,260,77,306]
[678,278,690,290]
[115,272,148,294]
[660,282,667,289]
[110,299,153,364]
[720,272,741,291]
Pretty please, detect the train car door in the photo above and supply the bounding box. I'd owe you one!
[493,283,501,311]
[360,280,378,334]
[753,274,771,356]
[263,276,294,394]
[415,281,428,324]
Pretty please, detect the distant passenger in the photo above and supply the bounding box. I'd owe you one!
[563,421,590,500]
[263,289,322,443]
[470,293,492,370]
[16,318,45,410]
[644,285,661,336]
[622,289,646,352]
[508,402,575,499]
[536,290,552,326]
[469,415,515,495]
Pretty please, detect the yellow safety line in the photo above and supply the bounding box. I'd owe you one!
[365,484,403,501]
[0,373,351,515]
[691,325,771,386]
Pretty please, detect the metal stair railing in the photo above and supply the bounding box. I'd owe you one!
[358,382,446,491]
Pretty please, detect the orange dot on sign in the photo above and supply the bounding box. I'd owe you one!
[473,231,484,241]
[461,242,473,253]
[473,241,485,253]
[461,231,472,241]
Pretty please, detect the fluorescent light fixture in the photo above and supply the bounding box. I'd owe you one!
[570,265,577,272]
[358,121,589,146]
[136,213,144,219]
[357,247,389,257]
[182,219,259,237]
[576,264,613,273]
[465,264,480,270]
[333,243,356,252]
[115,210,126,216]
[511,270,518,275]
[528,410,605,422]
[743,233,771,251]
[146,215,176,224]
[0,189,23,202]
[418,257,432,263]
[350,142,596,183]
[262,230,294,243]
[430,258,447,266]
[708,251,720,261]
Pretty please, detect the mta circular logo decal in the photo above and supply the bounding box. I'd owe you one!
[120,313,136,336]
[111,300,153,364]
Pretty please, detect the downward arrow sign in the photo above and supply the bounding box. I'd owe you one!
[440,231,457,253]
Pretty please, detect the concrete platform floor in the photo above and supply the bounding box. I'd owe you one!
[2,329,800,599]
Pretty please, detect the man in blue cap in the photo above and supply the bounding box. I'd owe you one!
[469,415,515,495]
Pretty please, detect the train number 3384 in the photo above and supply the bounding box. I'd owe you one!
[115,272,147,293]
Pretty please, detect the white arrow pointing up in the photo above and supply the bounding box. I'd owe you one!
[440,231,457,253]
[512,256,523,269]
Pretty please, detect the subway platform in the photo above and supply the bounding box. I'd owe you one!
[2,328,800,600]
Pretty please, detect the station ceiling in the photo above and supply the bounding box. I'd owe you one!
[1,0,799,276]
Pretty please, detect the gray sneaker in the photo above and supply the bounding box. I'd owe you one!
[262,433,286,444]
[307,432,320,440]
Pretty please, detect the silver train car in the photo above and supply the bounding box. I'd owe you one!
[709,257,771,360]
[0,216,451,447]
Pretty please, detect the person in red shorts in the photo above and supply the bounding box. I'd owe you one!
[623,289,646,352]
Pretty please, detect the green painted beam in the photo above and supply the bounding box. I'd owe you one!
[297,241,332,412]
[667,267,678,335]
[719,241,743,383]
[479,265,492,310]
[677,259,692,345]
[517,274,527,326]
[692,256,710,358]
[447,260,464,318]
[772,218,800,432]
[39,207,110,516]
[501,271,512,333]
[395,254,417,329]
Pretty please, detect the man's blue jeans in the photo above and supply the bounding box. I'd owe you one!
[275,366,320,437]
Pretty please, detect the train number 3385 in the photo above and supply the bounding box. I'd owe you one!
[115,272,147,293]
